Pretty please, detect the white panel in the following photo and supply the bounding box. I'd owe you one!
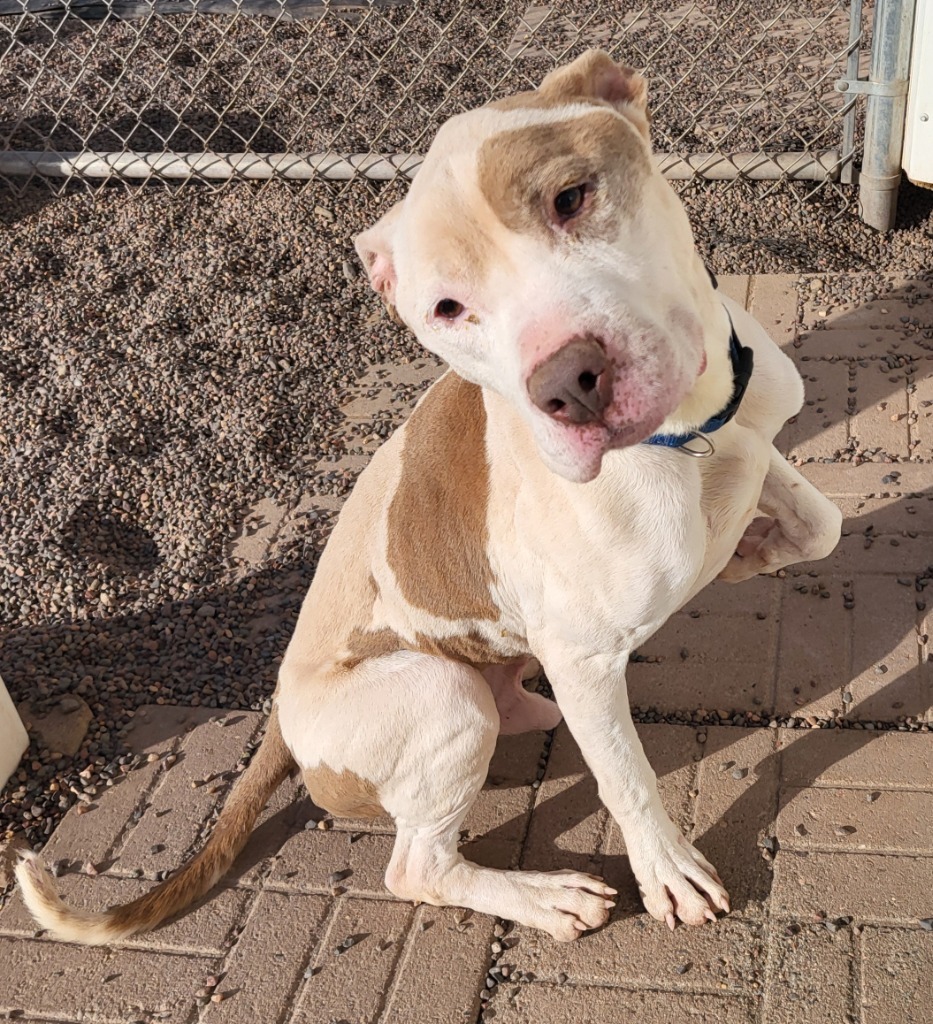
[904,0,933,185]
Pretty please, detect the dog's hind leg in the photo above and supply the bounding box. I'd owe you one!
[281,650,613,941]
[378,656,613,941]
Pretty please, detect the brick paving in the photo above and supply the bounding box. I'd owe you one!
[1,273,932,1023]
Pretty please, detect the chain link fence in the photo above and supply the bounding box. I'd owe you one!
[0,0,868,205]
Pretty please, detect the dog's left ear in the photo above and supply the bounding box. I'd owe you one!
[354,201,406,325]
[539,50,649,137]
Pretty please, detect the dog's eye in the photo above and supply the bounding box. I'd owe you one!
[554,185,586,219]
[434,299,464,320]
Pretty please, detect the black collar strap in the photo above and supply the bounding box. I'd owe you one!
[642,267,754,455]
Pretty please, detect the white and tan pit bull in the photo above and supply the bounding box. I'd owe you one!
[17,51,841,944]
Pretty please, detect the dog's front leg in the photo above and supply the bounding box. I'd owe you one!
[538,644,730,929]
[719,447,842,582]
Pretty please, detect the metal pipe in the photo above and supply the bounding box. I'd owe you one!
[840,0,863,185]
[859,0,918,230]
[0,148,841,183]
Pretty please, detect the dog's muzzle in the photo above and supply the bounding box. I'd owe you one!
[526,335,613,426]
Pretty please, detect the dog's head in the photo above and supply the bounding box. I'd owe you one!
[355,50,730,483]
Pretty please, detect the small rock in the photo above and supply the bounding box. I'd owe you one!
[16,696,92,756]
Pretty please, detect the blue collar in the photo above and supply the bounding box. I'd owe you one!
[643,272,754,454]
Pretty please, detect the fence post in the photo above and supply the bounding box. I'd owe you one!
[859,0,918,231]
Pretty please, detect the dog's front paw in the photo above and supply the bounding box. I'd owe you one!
[628,828,730,929]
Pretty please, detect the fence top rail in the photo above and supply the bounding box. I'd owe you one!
[0,0,405,17]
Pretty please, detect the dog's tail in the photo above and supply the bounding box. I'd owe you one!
[15,706,294,946]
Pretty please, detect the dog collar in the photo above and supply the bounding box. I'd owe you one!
[643,269,754,457]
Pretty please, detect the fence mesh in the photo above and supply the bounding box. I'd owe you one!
[0,0,866,201]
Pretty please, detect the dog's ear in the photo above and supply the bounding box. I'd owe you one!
[539,50,649,136]
[354,201,405,324]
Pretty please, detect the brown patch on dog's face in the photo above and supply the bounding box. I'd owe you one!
[303,766,386,819]
[387,374,499,621]
[476,111,650,244]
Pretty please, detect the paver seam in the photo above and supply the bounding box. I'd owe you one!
[260,881,396,899]
[284,897,416,1024]
[190,823,320,1021]
[0,910,245,959]
[775,569,850,720]
[353,901,415,1024]
[770,571,790,716]
[782,781,933,793]
[101,732,189,868]
[732,274,754,312]
[275,896,353,1024]
[765,578,782,713]
[378,902,488,1024]
[494,977,762,1002]
[375,903,422,1024]
[855,924,868,1023]
[193,887,336,1024]
[182,718,266,868]
[475,727,554,1023]
[760,917,789,1023]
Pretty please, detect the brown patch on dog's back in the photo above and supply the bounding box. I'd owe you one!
[303,765,387,819]
[387,374,499,621]
[415,630,518,669]
[342,626,405,669]
[476,112,650,242]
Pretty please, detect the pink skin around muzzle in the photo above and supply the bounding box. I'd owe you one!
[521,319,703,479]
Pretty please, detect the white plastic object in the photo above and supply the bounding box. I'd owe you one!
[0,674,28,792]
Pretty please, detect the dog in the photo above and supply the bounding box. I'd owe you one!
[17,50,841,944]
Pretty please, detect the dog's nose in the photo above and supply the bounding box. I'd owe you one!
[527,336,612,425]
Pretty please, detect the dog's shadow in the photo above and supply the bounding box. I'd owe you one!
[487,277,933,918]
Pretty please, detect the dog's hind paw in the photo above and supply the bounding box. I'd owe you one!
[520,870,617,942]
